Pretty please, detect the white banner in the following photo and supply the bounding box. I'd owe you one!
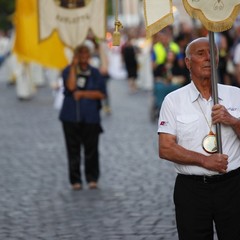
[38,0,106,48]
[183,0,240,32]
[144,0,173,38]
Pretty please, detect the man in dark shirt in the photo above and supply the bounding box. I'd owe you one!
[59,44,106,190]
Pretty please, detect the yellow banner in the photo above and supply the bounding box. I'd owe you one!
[13,0,68,69]
[183,0,240,32]
[144,0,173,38]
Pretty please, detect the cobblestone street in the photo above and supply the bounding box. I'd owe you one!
[0,76,178,240]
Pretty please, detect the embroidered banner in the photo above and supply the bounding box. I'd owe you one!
[144,0,173,38]
[38,0,106,48]
[183,0,240,32]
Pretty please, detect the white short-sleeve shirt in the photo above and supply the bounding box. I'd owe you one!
[158,81,240,175]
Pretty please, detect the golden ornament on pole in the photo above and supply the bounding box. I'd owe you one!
[112,0,123,46]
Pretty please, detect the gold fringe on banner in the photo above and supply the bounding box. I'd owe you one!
[183,0,240,32]
[144,0,174,38]
[145,13,174,38]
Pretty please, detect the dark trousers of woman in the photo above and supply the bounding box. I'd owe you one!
[174,171,240,240]
[62,122,101,185]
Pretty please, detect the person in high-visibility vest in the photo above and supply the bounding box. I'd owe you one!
[151,31,180,79]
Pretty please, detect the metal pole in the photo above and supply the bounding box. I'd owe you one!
[209,31,222,153]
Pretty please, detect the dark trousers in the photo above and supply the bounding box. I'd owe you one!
[174,172,240,240]
[62,122,101,185]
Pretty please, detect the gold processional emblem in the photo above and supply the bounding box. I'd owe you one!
[54,0,91,9]
[202,131,218,154]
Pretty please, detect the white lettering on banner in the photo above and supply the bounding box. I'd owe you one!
[56,14,90,24]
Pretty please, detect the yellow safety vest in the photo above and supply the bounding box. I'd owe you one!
[153,42,180,65]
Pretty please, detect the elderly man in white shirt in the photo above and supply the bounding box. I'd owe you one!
[158,37,240,240]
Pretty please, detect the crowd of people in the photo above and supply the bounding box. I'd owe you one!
[2,19,240,104]
[119,18,240,92]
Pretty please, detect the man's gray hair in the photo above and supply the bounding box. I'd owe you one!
[185,37,219,59]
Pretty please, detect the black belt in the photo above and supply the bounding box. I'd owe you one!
[178,167,240,184]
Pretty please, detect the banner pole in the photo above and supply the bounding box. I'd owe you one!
[209,31,222,153]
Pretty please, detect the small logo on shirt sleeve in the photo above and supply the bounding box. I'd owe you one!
[159,121,168,126]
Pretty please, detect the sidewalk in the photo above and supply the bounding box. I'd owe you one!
[0,76,178,240]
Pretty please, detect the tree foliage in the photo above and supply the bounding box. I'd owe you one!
[0,0,16,32]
